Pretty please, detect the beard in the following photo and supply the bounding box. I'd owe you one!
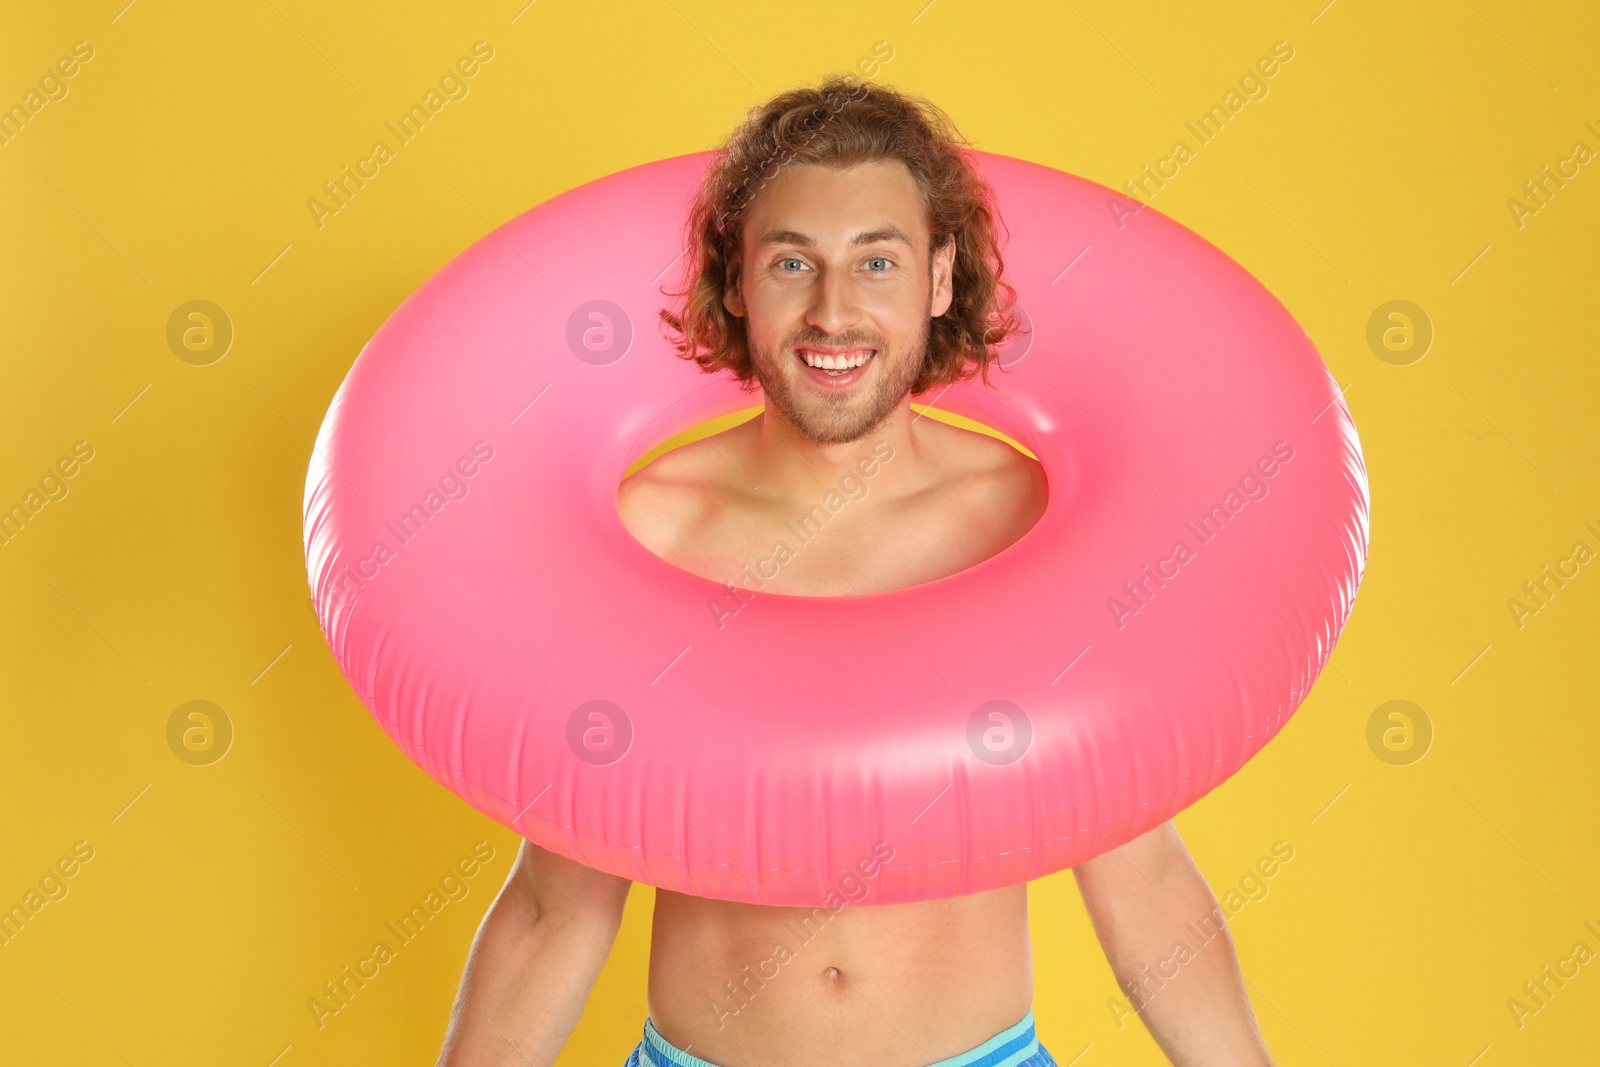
[748,317,930,445]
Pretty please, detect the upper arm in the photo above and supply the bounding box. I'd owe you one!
[1072,819,1195,900]
[505,838,632,929]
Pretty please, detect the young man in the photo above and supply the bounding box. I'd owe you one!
[437,77,1276,1067]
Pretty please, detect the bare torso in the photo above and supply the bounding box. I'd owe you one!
[616,411,1049,1067]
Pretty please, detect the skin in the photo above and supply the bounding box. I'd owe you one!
[436,159,1275,1067]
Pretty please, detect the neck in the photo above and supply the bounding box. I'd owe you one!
[745,395,929,506]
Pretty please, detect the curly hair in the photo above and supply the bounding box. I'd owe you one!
[658,74,1026,397]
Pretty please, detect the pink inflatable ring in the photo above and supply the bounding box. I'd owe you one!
[303,150,1369,907]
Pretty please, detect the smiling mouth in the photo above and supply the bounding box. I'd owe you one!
[795,347,876,377]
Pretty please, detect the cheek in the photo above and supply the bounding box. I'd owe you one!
[878,276,929,320]
[744,296,801,347]
[747,323,797,368]
[753,315,795,353]
[745,283,790,329]
[873,297,925,347]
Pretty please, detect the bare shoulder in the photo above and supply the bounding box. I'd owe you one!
[934,420,1049,534]
[615,434,731,554]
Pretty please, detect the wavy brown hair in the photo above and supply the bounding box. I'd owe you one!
[658,74,1026,397]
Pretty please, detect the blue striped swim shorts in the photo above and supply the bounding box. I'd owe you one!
[623,1008,1058,1067]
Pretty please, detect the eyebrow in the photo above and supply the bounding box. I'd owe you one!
[755,225,915,250]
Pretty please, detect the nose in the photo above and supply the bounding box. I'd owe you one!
[804,261,862,339]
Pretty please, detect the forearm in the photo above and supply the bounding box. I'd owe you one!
[437,879,622,1067]
[1103,875,1271,1064]
[1075,823,1273,1066]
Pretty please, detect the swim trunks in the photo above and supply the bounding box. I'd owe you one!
[622,1007,1058,1067]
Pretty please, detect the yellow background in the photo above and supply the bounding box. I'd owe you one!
[3,0,1597,1063]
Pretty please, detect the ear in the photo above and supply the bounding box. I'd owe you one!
[929,234,956,318]
[722,259,745,317]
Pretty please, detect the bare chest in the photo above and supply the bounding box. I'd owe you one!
[669,491,999,597]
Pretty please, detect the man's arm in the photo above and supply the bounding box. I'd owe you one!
[1073,820,1275,1066]
[437,839,633,1067]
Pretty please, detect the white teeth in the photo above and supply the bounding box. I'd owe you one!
[798,350,873,370]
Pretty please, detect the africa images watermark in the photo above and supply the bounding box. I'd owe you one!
[1,840,96,948]
[1107,440,1296,629]
[717,78,874,232]
[1505,517,1600,629]
[306,41,495,230]
[0,439,96,549]
[707,841,896,1030]
[324,439,495,609]
[707,439,894,629]
[1,39,95,147]
[306,841,497,1030]
[1505,119,1600,231]
[1506,917,1600,1031]
[1107,839,1296,1029]
[1120,40,1296,204]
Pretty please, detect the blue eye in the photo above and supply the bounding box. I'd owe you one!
[865,257,890,272]
[779,258,806,272]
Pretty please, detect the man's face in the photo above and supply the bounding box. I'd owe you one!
[724,159,955,444]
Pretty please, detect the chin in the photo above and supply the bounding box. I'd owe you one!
[795,422,876,446]
[756,341,918,442]
[790,397,897,445]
